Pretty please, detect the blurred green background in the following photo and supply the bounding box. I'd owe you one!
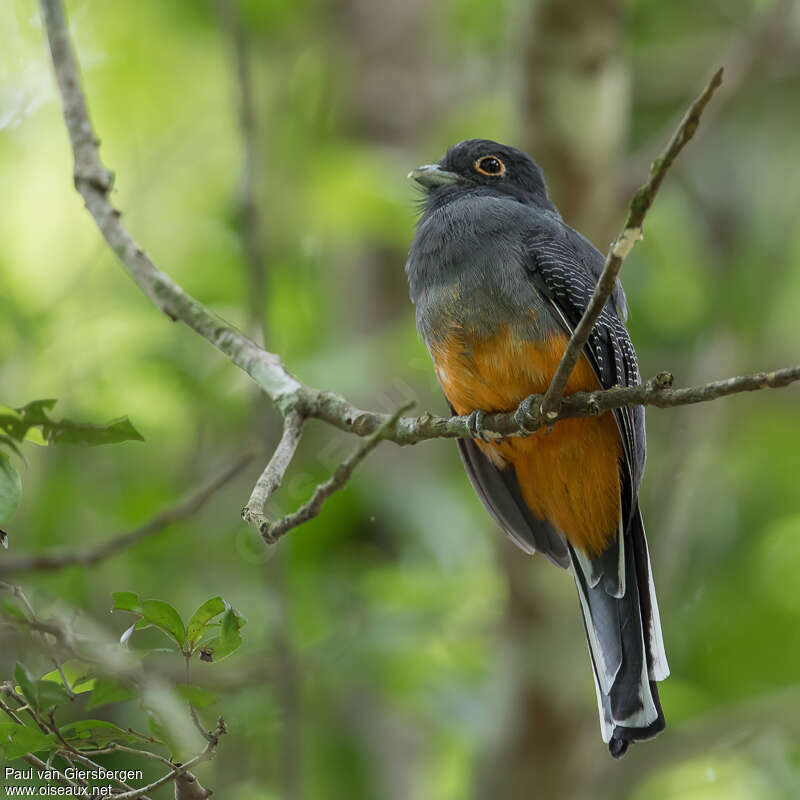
[2,0,800,797]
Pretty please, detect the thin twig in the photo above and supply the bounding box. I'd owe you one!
[49,707,79,755]
[62,747,150,797]
[78,742,174,769]
[57,753,88,789]
[0,451,253,575]
[622,0,795,195]
[1,678,50,734]
[22,754,77,790]
[40,0,304,412]
[0,697,24,724]
[242,411,305,530]
[52,658,75,700]
[539,68,724,418]
[262,403,413,543]
[107,717,226,800]
[184,652,213,743]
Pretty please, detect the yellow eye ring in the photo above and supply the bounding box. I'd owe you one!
[475,155,505,176]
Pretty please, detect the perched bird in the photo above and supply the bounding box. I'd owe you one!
[405,139,668,758]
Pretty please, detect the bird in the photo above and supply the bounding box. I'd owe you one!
[405,139,669,758]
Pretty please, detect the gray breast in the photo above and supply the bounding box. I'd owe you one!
[405,195,561,345]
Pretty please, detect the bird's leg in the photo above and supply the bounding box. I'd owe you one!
[466,409,492,442]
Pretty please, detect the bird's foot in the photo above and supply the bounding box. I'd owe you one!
[513,395,539,436]
[466,409,492,442]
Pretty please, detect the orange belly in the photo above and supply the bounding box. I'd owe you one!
[431,325,621,555]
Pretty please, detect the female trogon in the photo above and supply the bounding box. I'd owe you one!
[405,139,668,758]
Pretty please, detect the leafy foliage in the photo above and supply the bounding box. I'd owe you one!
[111,591,244,661]
[0,400,143,529]
[0,591,242,777]
[0,399,143,448]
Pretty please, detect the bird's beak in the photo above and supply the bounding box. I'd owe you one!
[407,164,463,188]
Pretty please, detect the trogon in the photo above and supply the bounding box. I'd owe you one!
[405,139,669,758]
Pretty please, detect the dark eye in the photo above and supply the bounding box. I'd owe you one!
[475,155,505,176]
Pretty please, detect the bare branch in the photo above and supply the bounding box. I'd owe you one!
[622,0,796,195]
[539,68,724,418]
[174,770,214,800]
[40,0,304,410]
[302,365,800,444]
[0,697,24,725]
[262,403,413,543]
[0,452,253,576]
[107,717,226,800]
[22,754,77,791]
[242,411,305,531]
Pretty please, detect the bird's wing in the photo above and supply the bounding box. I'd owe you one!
[524,226,668,751]
[524,228,646,497]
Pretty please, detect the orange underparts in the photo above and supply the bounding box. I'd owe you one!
[431,325,621,556]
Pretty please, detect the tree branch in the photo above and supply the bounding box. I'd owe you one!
[261,403,412,543]
[0,452,253,575]
[621,0,796,196]
[241,411,305,531]
[538,68,723,418]
[301,365,800,444]
[91,718,226,800]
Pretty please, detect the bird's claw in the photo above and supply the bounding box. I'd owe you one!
[513,395,538,436]
[466,409,491,442]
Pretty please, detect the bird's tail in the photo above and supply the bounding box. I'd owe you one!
[569,505,669,758]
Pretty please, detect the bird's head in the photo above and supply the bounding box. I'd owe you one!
[408,139,553,209]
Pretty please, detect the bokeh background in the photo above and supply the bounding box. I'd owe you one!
[2,0,800,797]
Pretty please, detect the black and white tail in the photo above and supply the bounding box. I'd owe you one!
[569,505,669,757]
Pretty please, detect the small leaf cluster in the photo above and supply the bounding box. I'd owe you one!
[1,661,154,761]
[0,592,243,770]
[0,399,144,534]
[112,592,246,663]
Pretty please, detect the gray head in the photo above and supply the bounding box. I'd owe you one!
[409,139,555,212]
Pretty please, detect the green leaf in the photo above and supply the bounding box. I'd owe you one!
[175,684,218,708]
[23,427,47,446]
[186,596,226,648]
[59,720,144,747]
[35,679,71,710]
[47,416,145,446]
[112,591,141,614]
[200,607,244,663]
[0,399,144,447]
[0,723,57,759]
[0,452,22,525]
[140,599,186,647]
[13,663,72,711]
[0,400,56,442]
[14,662,37,708]
[87,676,136,709]
[41,661,95,694]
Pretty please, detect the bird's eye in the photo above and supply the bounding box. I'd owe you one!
[475,155,505,176]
